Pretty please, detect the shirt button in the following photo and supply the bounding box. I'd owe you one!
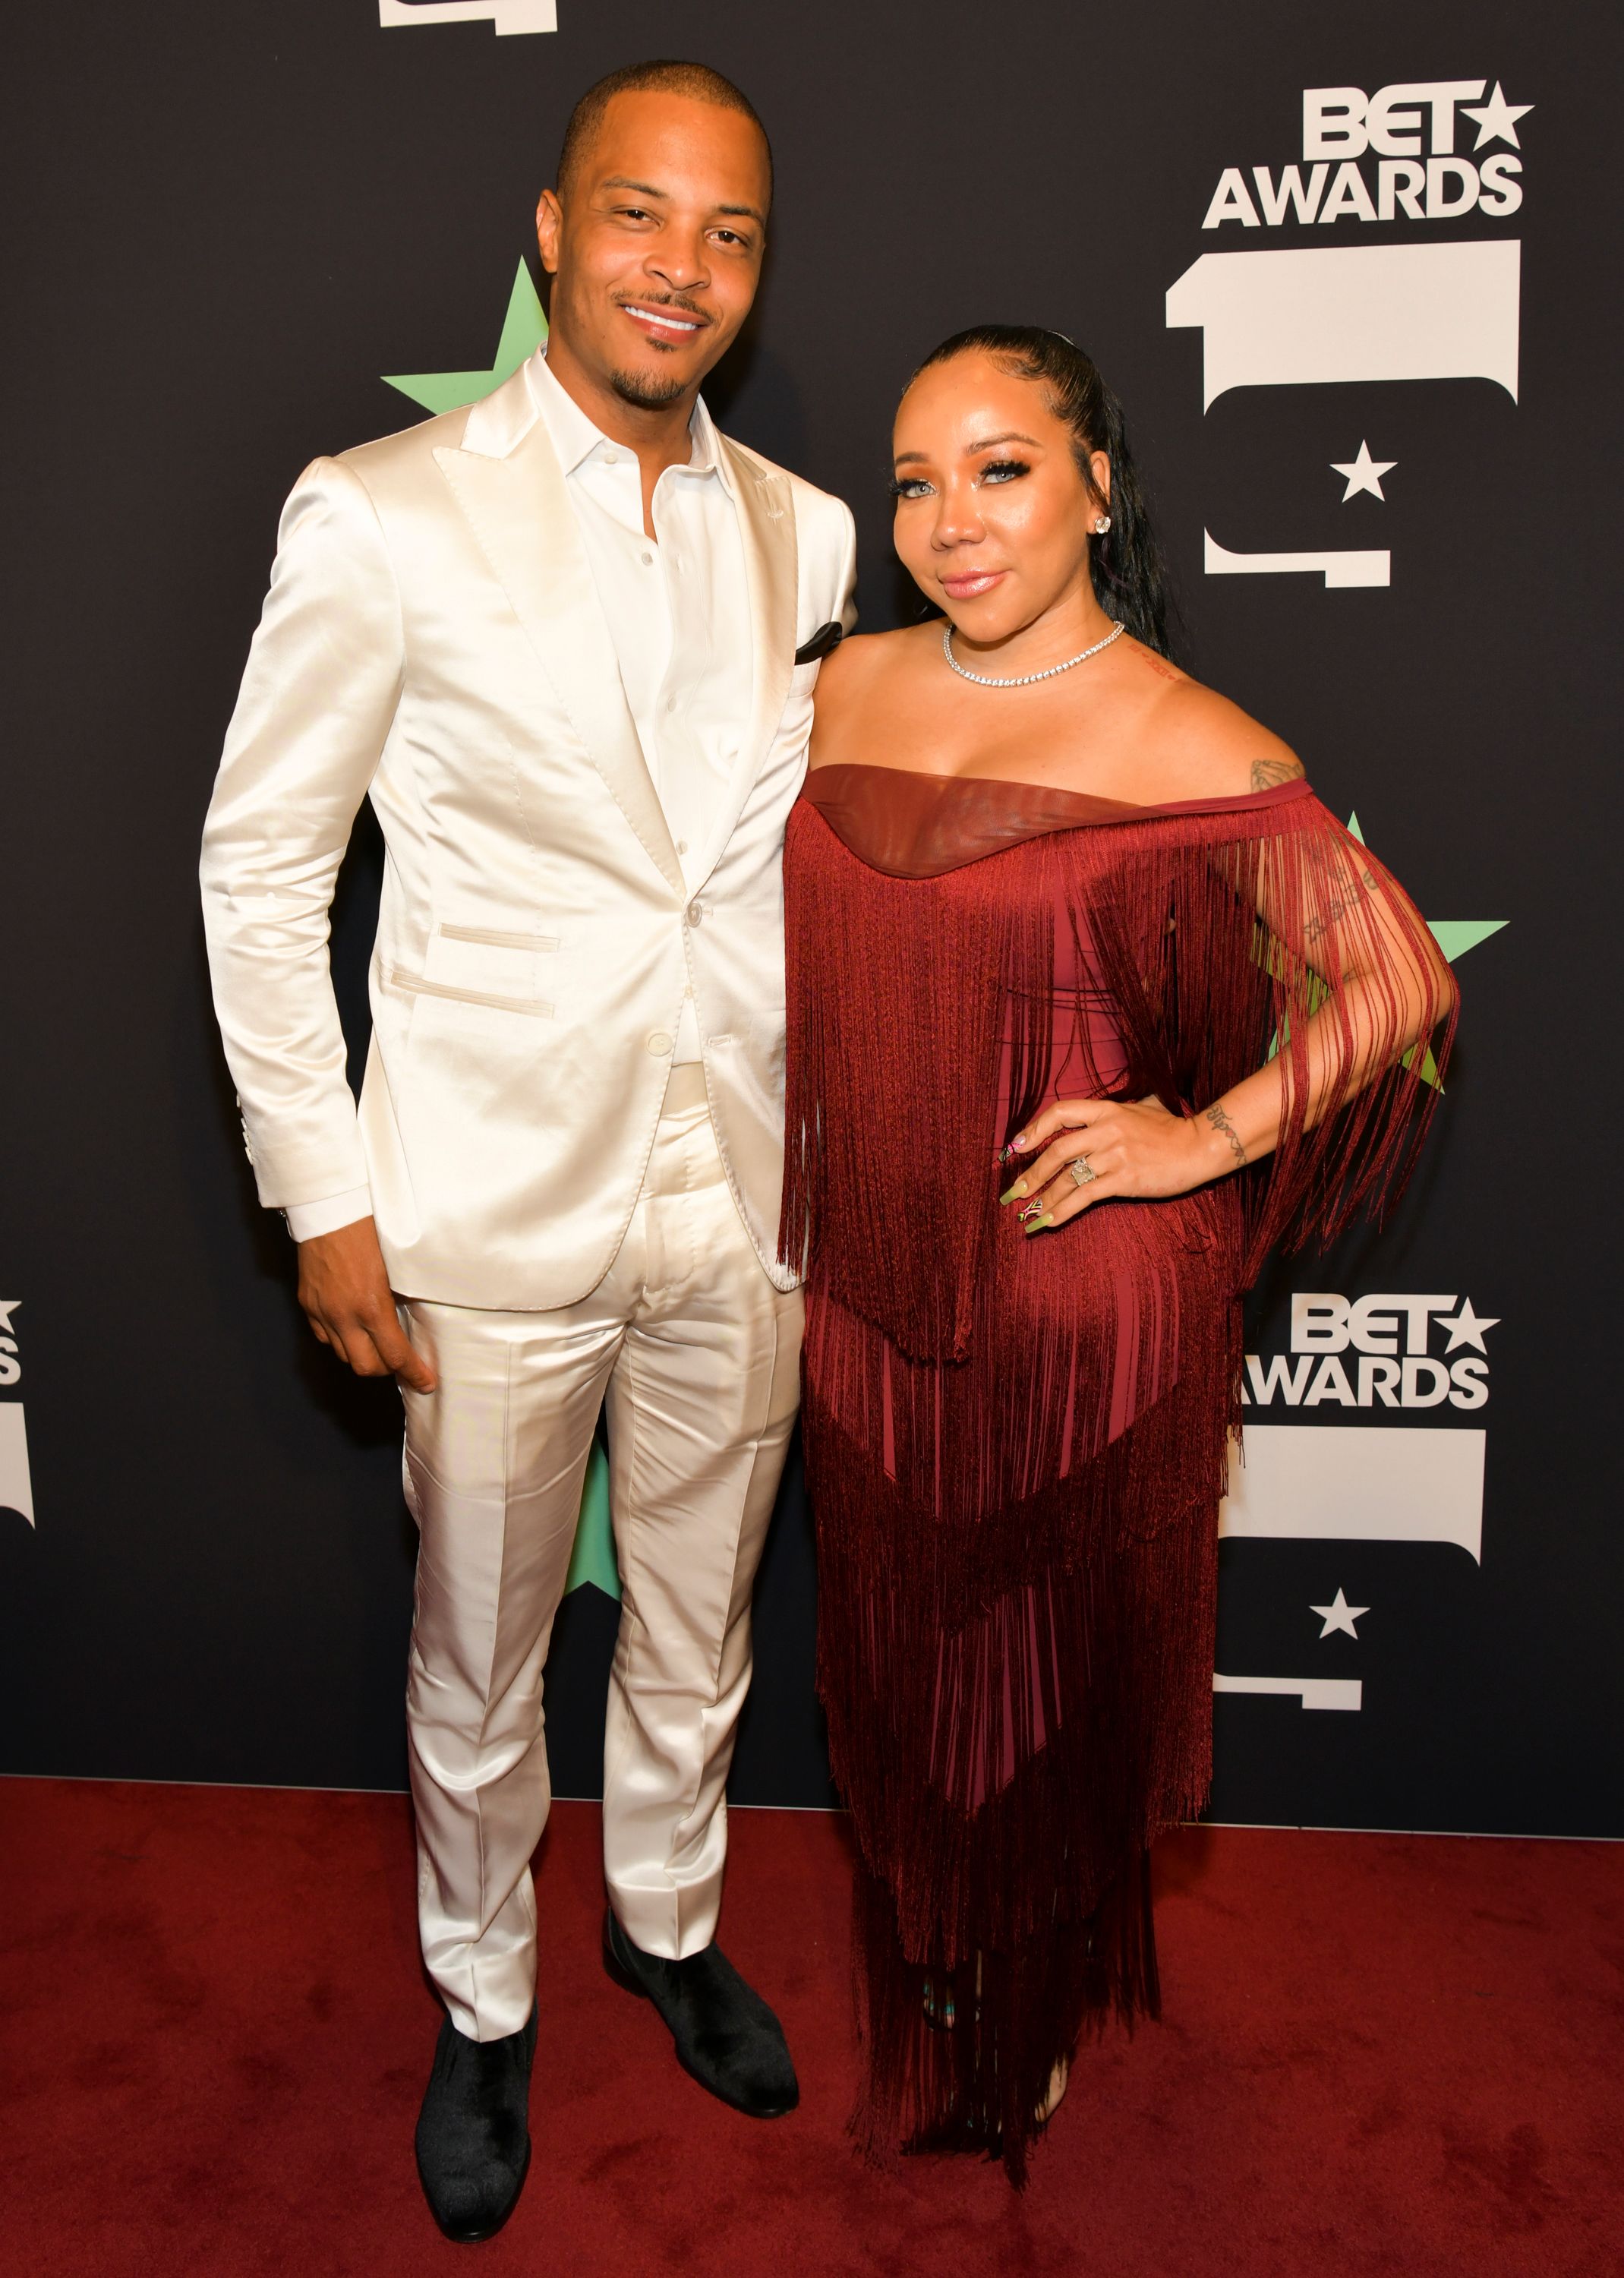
[686,901,705,926]
[601,450,618,465]
[640,551,653,566]
[665,696,677,713]
[645,1030,673,1058]
[676,839,689,856]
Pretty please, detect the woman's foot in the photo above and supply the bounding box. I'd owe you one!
[922,1951,982,2033]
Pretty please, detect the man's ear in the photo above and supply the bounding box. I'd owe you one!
[535,188,563,278]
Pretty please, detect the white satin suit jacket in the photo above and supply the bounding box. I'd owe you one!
[200,352,856,1310]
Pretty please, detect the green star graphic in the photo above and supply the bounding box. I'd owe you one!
[563,1441,619,1600]
[383,259,547,414]
[1346,812,1506,1087]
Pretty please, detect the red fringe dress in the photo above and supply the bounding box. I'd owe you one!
[781,765,1454,2183]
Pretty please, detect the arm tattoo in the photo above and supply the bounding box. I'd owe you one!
[1204,1103,1249,1169]
[1302,866,1382,946]
[1250,753,1307,791]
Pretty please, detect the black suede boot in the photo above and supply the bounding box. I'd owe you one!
[415,2005,538,2242]
[603,1910,799,2119]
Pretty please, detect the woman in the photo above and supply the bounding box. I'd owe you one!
[782,327,1457,2185]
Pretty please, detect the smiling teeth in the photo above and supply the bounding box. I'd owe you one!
[626,305,699,332]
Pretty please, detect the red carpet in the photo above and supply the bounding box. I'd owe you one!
[2,1781,1619,2277]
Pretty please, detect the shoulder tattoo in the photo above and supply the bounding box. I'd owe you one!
[1250,752,1307,791]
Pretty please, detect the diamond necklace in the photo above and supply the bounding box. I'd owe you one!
[941,617,1124,687]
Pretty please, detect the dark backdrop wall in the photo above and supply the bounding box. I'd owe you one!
[3,1,1618,1835]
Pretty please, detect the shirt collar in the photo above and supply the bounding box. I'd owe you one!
[531,349,729,491]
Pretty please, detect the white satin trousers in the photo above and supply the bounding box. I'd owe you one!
[398,1068,803,2040]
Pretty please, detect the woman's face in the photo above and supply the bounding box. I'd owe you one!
[891,352,1110,645]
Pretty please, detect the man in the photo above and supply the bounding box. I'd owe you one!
[200,60,854,2242]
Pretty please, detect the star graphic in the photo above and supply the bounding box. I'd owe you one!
[1310,1589,1368,1640]
[0,1301,19,1336]
[1331,442,1397,503]
[1461,84,1533,151]
[563,1438,622,1601]
[383,259,548,415]
[1345,814,1506,1090]
[1435,1298,1499,1354]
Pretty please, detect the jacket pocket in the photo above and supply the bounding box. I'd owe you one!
[438,923,560,951]
[389,966,553,1018]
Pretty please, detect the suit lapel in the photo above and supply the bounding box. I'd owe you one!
[433,366,683,897]
[695,436,799,880]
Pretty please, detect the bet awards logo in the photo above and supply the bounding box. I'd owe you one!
[1215,1291,1498,1714]
[1165,77,1529,592]
[0,1298,34,1529]
[1200,81,1529,232]
[378,1,556,35]
[1242,1290,1496,1411]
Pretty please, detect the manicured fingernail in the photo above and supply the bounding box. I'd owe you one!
[999,1180,1027,1204]
[1023,1213,1053,1234]
[1019,1199,1044,1220]
[1011,1133,1030,1151]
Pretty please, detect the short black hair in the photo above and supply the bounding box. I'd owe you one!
[556,59,772,206]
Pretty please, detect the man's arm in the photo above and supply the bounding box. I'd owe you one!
[831,496,858,637]
[200,456,433,1390]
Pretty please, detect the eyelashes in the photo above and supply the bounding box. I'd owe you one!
[888,457,1033,500]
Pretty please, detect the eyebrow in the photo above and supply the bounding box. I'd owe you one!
[893,430,1042,466]
[600,176,766,227]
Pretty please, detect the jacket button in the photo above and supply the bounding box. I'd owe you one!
[686,900,705,926]
[645,1031,673,1057]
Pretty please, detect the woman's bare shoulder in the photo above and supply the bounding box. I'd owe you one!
[819,622,935,683]
[811,623,938,750]
[1145,668,1306,798]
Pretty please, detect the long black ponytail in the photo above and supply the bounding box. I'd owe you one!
[910,325,1176,660]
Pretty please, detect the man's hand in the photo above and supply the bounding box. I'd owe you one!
[295,1217,437,1391]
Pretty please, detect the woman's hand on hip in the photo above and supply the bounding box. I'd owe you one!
[995,1096,1216,1233]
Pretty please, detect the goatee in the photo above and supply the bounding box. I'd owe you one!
[609,365,690,412]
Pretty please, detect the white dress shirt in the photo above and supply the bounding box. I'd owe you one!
[285,355,752,1242]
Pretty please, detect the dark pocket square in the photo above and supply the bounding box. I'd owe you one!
[793,621,844,667]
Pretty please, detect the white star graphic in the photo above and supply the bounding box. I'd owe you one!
[1461,84,1533,151]
[1435,1297,1499,1354]
[0,1301,19,1336]
[1310,1589,1368,1640]
[1330,442,1396,503]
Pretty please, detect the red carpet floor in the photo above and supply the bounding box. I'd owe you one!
[2,1780,1619,2278]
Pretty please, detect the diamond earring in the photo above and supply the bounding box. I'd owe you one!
[1093,514,1112,534]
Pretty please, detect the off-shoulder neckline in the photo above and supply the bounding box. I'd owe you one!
[802,762,1313,822]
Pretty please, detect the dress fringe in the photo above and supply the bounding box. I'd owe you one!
[783,782,1455,2185]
